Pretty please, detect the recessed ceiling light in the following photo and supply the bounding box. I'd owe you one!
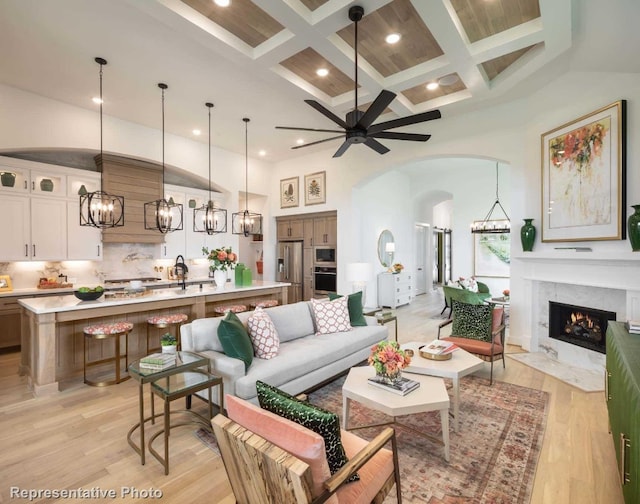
[92,97,103,104]
[316,68,329,77]
[213,0,230,6]
[258,150,266,156]
[192,129,201,136]
[296,139,304,145]
[426,82,439,91]
[385,33,401,44]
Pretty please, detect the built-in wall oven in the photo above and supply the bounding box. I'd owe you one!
[314,266,337,294]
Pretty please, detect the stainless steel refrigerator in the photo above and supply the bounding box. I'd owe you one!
[276,241,303,303]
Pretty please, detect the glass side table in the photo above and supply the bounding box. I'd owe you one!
[364,308,398,342]
[127,351,209,465]
[148,371,223,475]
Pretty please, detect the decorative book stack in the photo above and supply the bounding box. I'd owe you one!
[626,320,640,335]
[367,375,420,396]
[139,353,176,370]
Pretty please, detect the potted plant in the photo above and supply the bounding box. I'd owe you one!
[160,333,177,353]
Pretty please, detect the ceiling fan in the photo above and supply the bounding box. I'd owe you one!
[276,5,441,158]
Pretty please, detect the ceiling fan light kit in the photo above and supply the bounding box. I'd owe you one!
[144,82,184,234]
[232,118,263,238]
[79,57,125,229]
[276,5,441,158]
[194,102,227,234]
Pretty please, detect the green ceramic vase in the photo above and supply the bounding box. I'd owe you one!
[1,172,16,187]
[520,218,536,252]
[628,205,640,252]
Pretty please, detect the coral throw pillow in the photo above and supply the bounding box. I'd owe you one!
[247,307,280,359]
[310,296,352,335]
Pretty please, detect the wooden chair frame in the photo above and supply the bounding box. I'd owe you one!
[212,414,402,504]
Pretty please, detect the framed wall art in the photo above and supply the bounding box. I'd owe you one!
[541,100,626,242]
[473,225,511,278]
[280,176,299,208]
[304,171,326,206]
[0,275,13,292]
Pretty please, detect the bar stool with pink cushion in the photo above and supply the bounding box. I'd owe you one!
[250,299,279,310]
[83,321,133,387]
[146,313,189,353]
[213,305,248,317]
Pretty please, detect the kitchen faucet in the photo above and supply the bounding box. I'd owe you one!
[174,255,188,290]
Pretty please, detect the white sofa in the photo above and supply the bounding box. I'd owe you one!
[180,301,388,405]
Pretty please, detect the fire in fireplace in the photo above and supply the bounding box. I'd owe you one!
[548,301,616,354]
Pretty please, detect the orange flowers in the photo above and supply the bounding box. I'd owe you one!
[368,341,411,376]
[203,246,238,272]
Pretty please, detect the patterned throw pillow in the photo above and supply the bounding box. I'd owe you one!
[217,311,253,371]
[247,307,280,359]
[256,381,358,481]
[451,299,492,341]
[328,291,367,326]
[310,296,352,335]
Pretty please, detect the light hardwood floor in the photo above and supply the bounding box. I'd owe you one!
[0,291,624,503]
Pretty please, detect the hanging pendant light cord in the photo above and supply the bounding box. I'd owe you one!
[354,17,358,112]
[161,86,166,199]
[208,104,212,202]
[244,118,249,212]
[97,58,106,189]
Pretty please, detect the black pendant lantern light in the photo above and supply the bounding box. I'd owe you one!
[80,57,125,228]
[232,118,263,237]
[144,83,183,234]
[471,162,511,234]
[194,102,227,234]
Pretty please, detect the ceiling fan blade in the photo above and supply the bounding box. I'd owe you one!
[276,126,345,134]
[356,90,396,129]
[369,131,431,142]
[333,141,352,158]
[292,135,344,149]
[368,109,441,135]
[364,138,390,155]
[305,100,348,129]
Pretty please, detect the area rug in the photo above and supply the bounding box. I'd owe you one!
[198,375,548,504]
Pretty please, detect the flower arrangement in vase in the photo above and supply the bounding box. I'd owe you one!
[202,246,237,272]
[391,263,404,274]
[368,341,411,384]
[503,289,510,300]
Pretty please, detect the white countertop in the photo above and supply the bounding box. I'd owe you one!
[18,281,290,314]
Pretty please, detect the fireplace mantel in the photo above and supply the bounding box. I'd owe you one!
[513,250,640,264]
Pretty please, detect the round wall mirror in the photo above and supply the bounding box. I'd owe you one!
[377,230,395,267]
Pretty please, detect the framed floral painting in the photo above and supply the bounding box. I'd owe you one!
[541,100,626,242]
[304,171,326,206]
[280,176,299,208]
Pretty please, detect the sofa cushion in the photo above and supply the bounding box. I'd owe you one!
[247,307,280,359]
[225,394,336,502]
[311,297,352,335]
[262,302,316,343]
[328,291,366,326]
[218,311,253,371]
[451,299,492,341]
[256,381,358,481]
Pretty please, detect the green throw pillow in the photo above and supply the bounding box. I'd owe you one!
[256,381,358,481]
[328,291,366,326]
[217,311,253,371]
[451,299,492,341]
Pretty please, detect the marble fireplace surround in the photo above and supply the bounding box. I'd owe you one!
[517,252,640,374]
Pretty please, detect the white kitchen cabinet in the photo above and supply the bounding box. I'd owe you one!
[67,200,102,260]
[0,195,30,260]
[30,197,67,260]
[378,272,413,308]
[29,171,67,197]
[0,165,30,194]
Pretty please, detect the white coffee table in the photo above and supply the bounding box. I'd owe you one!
[342,366,450,462]
[401,342,484,433]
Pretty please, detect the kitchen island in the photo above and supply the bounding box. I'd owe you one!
[19,281,289,396]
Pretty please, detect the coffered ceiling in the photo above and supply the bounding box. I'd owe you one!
[0,0,589,161]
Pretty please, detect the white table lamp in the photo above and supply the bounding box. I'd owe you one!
[346,262,373,307]
[384,242,395,268]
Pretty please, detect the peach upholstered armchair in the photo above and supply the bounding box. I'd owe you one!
[437,299,505,385]
[212,394,402,504]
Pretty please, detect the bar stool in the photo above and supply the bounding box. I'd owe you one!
[83,321,133,386]
[213,304,248,316]
[250,299,278,309]
[146,313,188,354]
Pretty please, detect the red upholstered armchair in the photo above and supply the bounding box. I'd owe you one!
[437,299,506,385]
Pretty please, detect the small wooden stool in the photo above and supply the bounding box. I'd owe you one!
[83,321,133,386]
[213,305,248,316]
[146,313,188,353]
[250,299,278,309]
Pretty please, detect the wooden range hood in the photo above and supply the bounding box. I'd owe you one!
[97,154,164,244]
